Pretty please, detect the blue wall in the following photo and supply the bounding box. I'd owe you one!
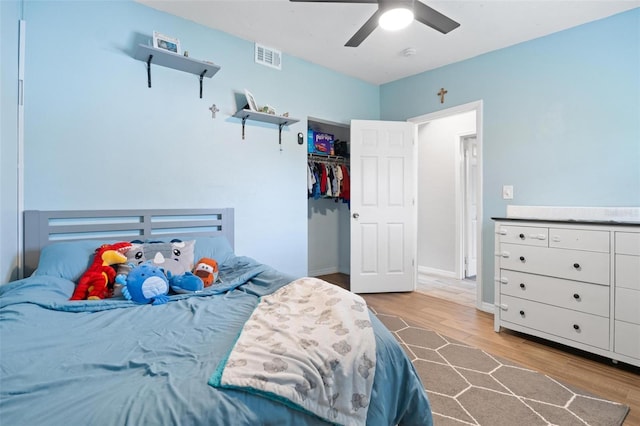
[0,0,378,281]
[381,8,640,303]
[2,2,638,303]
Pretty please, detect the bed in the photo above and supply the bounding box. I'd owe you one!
[0,209,432,425]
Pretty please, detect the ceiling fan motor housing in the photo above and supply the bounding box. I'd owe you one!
[378,0,414,14]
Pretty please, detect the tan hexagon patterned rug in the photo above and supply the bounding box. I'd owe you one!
[374,311,630,426]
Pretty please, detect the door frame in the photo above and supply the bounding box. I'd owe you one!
[408,100,486,311]
[458,132,478,280]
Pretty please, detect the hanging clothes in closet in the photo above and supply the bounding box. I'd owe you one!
[307,158,350,206]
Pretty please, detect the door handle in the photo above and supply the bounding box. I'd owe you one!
[352,213,359,219]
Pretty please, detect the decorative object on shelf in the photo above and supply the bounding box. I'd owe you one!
[244,89,258,111]
[232,108,299,148]
[133,44,220,99]
[209,104,219,119]
[153,31,181,55]
[261,105,276,115]
[437,87,448,103]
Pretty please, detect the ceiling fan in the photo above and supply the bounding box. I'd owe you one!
[289,0,460,47]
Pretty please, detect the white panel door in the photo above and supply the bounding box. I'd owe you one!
[350,120,416,293]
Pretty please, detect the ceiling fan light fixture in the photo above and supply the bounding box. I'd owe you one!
[379,7,414,31]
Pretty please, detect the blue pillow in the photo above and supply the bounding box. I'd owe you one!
[34,240,118,282]
[193,236,234,265]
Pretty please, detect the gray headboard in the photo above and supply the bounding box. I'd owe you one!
[23,208,234,277]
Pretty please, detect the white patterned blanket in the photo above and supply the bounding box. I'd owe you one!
[209,277,376,425]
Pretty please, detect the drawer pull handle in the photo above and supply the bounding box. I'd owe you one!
[573,263,581,269]
[573,324,580,331]
[573,293,580,300]
[519,283,526,289]
[519,310,525,316]
[519,256,526,262]
[497,229,507,236]
[535,234,546,240]
[519,233,525,239]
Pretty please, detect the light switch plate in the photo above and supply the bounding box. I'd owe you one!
[502,185,514,200]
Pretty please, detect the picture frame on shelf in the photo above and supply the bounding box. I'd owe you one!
[153,31,181,54]
[244,89,259,111]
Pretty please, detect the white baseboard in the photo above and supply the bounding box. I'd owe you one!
[477,301,495,314]
[417,266,457,282]
[308,266,339,277]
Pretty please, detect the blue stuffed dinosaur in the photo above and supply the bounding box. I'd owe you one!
[115,262,169,305]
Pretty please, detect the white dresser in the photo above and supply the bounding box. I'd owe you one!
[493,218,640,367]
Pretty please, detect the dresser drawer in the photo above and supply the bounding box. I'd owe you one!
[615,254,640,291]
[615,320,640,360]
[498,225,548,247]
[499,295,610,349]
[615,287,640,325]
[549,228,610,252]
[616,232,640,255]
[500,244,610,285]
[499,270,609,317]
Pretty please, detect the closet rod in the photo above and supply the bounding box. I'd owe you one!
[308,154,349,164]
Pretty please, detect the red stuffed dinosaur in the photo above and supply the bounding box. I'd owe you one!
[70,242,132,300]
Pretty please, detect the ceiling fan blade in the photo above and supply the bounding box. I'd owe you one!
[345,10,381,47]
[413,1,460,34]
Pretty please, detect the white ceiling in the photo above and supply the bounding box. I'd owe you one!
[137,0,639,85]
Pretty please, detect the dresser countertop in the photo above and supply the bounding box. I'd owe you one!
[492,217,640,226]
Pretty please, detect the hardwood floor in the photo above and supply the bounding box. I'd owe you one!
[319,273,640,425]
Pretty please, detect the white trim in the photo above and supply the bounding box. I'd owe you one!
[475,102,484,310]
[17,20,26,279]
[408,101,482,125]
[409,100,485,310]
[455,130,477,280]
[309,266,340,277]
[417,265,457,280]
[478,301,494,314]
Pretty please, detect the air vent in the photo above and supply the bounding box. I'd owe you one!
[255,43,282,70]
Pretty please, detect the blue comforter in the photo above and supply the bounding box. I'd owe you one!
[0,256,432,425]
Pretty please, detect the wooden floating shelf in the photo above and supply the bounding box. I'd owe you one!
[134,44,221,98]
[233,109,300,146]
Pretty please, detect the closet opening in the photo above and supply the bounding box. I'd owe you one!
[307,117,351,285]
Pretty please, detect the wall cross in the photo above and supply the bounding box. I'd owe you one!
[209,104,220,119]
[437,88,448,104]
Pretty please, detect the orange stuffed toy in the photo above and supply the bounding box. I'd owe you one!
[193,257,219,287]
[70,242,132,300]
